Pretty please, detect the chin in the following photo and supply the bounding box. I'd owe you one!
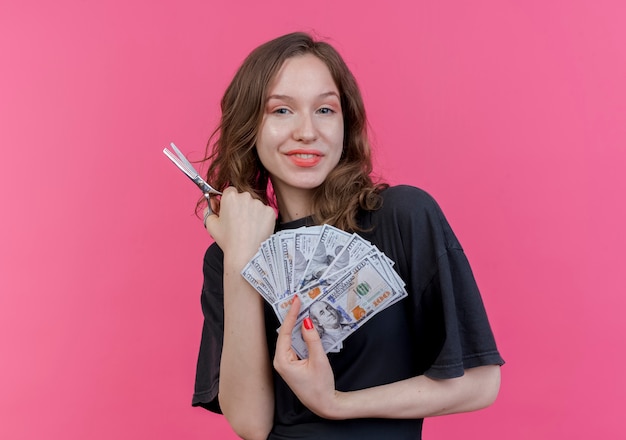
[291,178,327,190]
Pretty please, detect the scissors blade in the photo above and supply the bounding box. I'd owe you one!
[163,143,222,195]
[168,142,197,175]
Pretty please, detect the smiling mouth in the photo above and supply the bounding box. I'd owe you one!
[286,151,323,167]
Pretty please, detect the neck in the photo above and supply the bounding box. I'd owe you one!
[275,187,315,223]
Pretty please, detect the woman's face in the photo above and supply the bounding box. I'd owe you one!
[310,301,340,329]
[256,54,344,208]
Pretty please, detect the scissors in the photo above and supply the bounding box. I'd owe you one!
[163,142,222,219]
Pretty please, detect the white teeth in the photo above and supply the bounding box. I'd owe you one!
[293,154,315,159]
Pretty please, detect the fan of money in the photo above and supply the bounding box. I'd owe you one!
[241,224,407,359]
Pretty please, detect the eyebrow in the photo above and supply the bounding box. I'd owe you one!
[265,91,340,102]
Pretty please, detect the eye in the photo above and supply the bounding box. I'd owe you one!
[273,107,290,115]
[317,107,334,115]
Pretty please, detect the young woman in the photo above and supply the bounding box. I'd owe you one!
[192,32,504,440]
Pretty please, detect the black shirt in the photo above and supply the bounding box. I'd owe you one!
[192,185,504,439]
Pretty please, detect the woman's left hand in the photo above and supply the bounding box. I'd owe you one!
[274,297,502,422]
[273,295,343,419]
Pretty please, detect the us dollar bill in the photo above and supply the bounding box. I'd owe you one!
[288,256,405,358]
[292,226,323,293]
[298,225,351,291]
[241,224,408,357]
[241,258,276,304]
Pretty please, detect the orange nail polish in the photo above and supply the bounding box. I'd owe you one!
[303,317,314,330]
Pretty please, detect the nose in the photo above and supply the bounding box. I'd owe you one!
[293,113,318,143]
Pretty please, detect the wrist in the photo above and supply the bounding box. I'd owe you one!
[319,391,351,420]
[223,250,257,273]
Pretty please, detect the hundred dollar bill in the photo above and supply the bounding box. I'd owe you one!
[288,242,404,324]
[299,225,351,291]
[273,281,325,324]
[272,232,291,298]
[264,231,289,297]
[259,238,278,291]
[242,224,408,356]
[241,259,276,304]
[289,256,403,358]
[278,231,296,299]
[371,250,407,295]
[292,226,323,292]
[275,252,387,327]
[361,251,408,309]
[251,252,278,300]
[288,250,376,324]
[318,233,371,283]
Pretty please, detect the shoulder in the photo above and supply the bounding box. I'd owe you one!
[380,184,435,202]
[377,185,444,219]
[370,185,461,250]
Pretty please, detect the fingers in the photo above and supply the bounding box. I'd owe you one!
[275,294,326,363]
[219,187,276,233]
[203,205,219,234]
[276,295,301,354]
[300,314,325,360]
[202,194,221,231]
[203,187,275,253]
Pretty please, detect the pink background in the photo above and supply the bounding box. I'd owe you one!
[1,0,624,438]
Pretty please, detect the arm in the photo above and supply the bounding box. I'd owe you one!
[205,188,277,440]
[328,365,500,420]
[274,296,501,421]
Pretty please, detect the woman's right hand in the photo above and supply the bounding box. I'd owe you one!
[203,187,276,267]
[209,188,277,439]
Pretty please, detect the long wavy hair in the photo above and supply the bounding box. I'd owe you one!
[200,32,387,231]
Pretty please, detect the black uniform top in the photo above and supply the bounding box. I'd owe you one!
[192,185,504,439]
